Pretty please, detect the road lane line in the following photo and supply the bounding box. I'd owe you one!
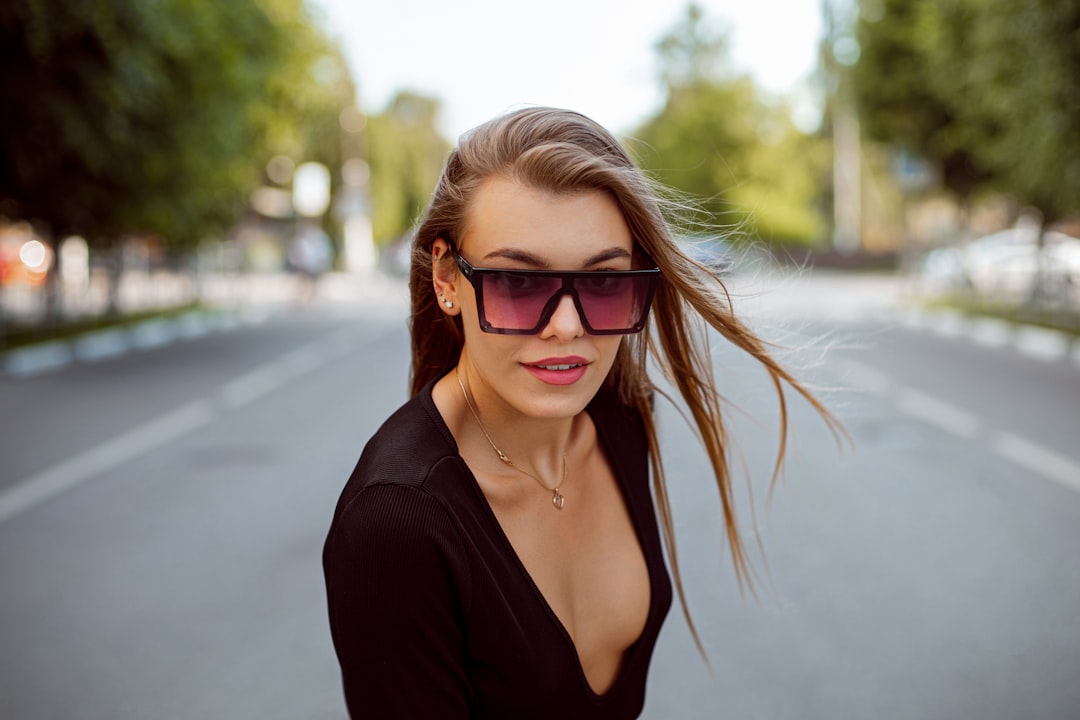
[836,358,895,392]
[0,399,215,526]
[216,339,330,409]
[895,388,981,438]
[218,365,285,409]
[0,330,359,526]
[835,353,1080,495]
[993,432,1080,495]
[319,328,360,359]
[277,344,324,378]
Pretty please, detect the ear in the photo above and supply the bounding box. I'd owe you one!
[431,238,460,315]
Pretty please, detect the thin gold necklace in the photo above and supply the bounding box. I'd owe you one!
[456,368,569,510]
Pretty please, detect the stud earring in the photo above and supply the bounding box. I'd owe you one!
[437,287,454,310]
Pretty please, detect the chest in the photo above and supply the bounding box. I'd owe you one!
[477,451,652,694]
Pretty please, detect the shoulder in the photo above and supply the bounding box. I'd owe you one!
[323,388,476,624]
[331,382,461,509]
[358,384,459,481]
[324,380,474,564]
[324,476,468,576]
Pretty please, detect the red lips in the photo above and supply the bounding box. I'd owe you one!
[522,356,589,385]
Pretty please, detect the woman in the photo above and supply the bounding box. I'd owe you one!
[323,107,837,718]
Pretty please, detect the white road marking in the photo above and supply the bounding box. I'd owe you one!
[842,364,1079,494]
[218,364,286,409]
[0,399,215,525]
[836,358,895,392]
[320,327,361,359]
[993,432,1080,495]
[0,332,347,526]
[895,388,982,438]
[277,344,324,378]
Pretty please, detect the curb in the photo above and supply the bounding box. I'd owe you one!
[896,306,1080,368]
[0,308,256,378]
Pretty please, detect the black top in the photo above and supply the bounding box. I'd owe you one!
[323,378,672,719]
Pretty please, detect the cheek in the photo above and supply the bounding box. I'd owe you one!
[461,324,520,368]
[591,337,625,378]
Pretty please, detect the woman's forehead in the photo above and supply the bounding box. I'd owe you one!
[459,177,633,264]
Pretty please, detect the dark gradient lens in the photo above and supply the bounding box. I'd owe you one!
[454,252,658,335]
[574,274,649,331]
[481,272,562,330]
[479,272,654,332]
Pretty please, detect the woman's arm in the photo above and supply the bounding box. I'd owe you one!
[323,483,471,718]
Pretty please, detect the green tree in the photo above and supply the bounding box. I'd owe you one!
[852,0,992,201]
[367,91,450,243]
[853,0,1080,225]
[260,4,357,180]
[948,0,1080,225]
[0,0,352,251]
[633,79,761,226]
[731,110,830,244]
[632,3,827,245]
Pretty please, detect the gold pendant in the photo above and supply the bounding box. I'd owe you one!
[552,488,565,510]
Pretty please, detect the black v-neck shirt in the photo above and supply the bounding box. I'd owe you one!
[323,379,672,719]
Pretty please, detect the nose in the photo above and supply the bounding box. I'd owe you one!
[540,293,585,341]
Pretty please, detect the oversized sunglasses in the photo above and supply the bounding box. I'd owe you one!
[453,252,660,335]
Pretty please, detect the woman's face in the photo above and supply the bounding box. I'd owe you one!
[436,176,634,422]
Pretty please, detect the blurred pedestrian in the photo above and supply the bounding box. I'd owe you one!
[323,107,838,718]
[288,223,332,303]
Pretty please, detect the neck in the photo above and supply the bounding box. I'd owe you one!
[454,364,575,479]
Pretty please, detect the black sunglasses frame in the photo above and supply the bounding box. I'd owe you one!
[453,252,660,335]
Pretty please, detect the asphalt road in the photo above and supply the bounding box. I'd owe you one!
[0,271,1077,719]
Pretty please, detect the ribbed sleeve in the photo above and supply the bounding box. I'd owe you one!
[323,481,472,718]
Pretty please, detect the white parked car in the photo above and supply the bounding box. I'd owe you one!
[921,228,1080,303]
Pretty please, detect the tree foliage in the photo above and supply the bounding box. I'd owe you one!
[852,0,991,199]
[0,0,353,249]
[632,3,827,245]
[367,91,450,243]
[853,0,1080,223]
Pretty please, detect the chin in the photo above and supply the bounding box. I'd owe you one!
[513,372,603,419]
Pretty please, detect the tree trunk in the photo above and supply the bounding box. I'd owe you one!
[104,246,123,318]
[42,233,62,327]
[1028,215,1051,307]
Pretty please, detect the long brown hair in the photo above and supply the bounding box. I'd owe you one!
[407,106,842,661]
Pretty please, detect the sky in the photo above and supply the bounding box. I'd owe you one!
[310,0,825,140]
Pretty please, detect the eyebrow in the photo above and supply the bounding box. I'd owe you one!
[481,246,632,268]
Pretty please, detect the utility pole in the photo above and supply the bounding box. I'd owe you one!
[823,0,862,254]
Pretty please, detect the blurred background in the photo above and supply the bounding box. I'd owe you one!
[0,1,1077,718]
